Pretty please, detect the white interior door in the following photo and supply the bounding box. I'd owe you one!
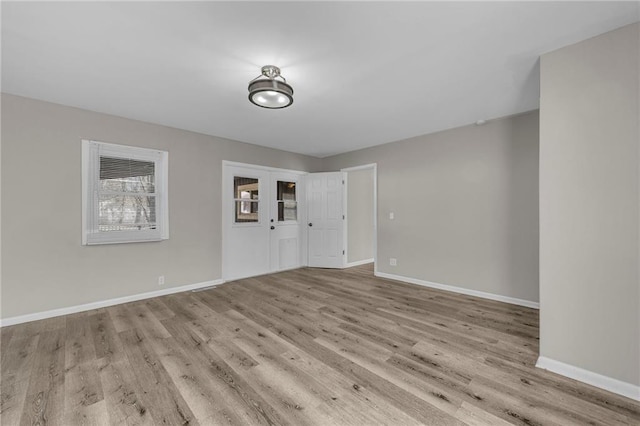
[307,172,345,268]
[269,172,302,272]
[224,165,270,281]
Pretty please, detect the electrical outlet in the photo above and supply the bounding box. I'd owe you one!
[158,275,165,286]
[389,258,397,266]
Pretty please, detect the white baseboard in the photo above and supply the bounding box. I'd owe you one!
[536,356,640,401]
[374,271,539,309]
[345,258,374,268]
[0,278,224,327]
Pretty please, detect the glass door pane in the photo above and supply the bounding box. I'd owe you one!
[234,176,259,223]
[276,181,297,221]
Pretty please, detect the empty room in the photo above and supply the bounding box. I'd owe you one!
[1,1,639,425]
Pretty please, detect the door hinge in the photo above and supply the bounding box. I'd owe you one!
[342,180,345,184]
[343,215,345,220]
[343,250,345,255]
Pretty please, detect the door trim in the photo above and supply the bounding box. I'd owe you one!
[222,160,307,175]
[341,163,377,274]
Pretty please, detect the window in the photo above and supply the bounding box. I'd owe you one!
[82,140,168,245]
[276,180,297,221]
[234,176,259,223]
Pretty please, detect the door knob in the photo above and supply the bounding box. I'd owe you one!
[308,223,313,227]
[270,226,275,230]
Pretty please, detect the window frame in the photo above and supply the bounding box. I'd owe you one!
[82,139,169,245]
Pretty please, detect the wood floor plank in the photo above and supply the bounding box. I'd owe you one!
[379,302,537,349]
[119,328,198,425]
[65,400,110,426]
[8,317,65,342]
[63,360,108,425]
[96,348,152,425]
[0,326,15,359]
[124,303,171,341]
[377,305,538,356]
[314,330,465,418]
[466,374,597,426]
[185,319,259,371]
[372,284,538,340]
[407,340,629,426]
[160,293,202,323]
[89,312,123,360]
[143,298,175,322]
[217,300,466,424]
[161,319,289,426]
[0,335,40,425]
[148,335,249,425]
[455,400,515,426]
[107,304,136,334]
[170,293,217,321]
[66,312,98,369]
[384,308,538,366]
[223,313,342,411]
[190,289,232,314]
[281,346,422,426]
[483,355,640,424]
[2,263,639,425]
[19,327,66,425]
[305,334,466,425]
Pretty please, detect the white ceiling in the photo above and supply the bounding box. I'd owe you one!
[2,2,638,157]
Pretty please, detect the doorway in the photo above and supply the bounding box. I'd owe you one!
[343,164,377,270]
[223,162,375,281]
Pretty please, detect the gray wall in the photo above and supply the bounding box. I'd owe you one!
[347,168,374,264]
[539,23,639,386]
[324,111,539,303]
[1,94,540,320]
[1,94,322,319]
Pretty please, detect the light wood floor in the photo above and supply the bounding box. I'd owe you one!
[1,264,639,425]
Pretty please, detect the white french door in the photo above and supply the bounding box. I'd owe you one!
[270,171,303,272]
[223,163,304,281]
[307,172,345,268]
[224,165,270,281]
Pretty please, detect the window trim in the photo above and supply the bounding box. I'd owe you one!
[82,139,169,245]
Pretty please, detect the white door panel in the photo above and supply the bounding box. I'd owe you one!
[278,238,298,270]
[309,229,322,257]
[307,172,345,268]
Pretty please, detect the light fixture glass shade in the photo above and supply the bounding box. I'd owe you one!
[248,66,294,109]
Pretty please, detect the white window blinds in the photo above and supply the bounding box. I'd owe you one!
[99,156,157,231]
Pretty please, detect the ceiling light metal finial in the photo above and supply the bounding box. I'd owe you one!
[261,65,282,80]
[248,65,294,109]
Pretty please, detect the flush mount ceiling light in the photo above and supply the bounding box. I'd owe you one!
[248,65,293,109]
